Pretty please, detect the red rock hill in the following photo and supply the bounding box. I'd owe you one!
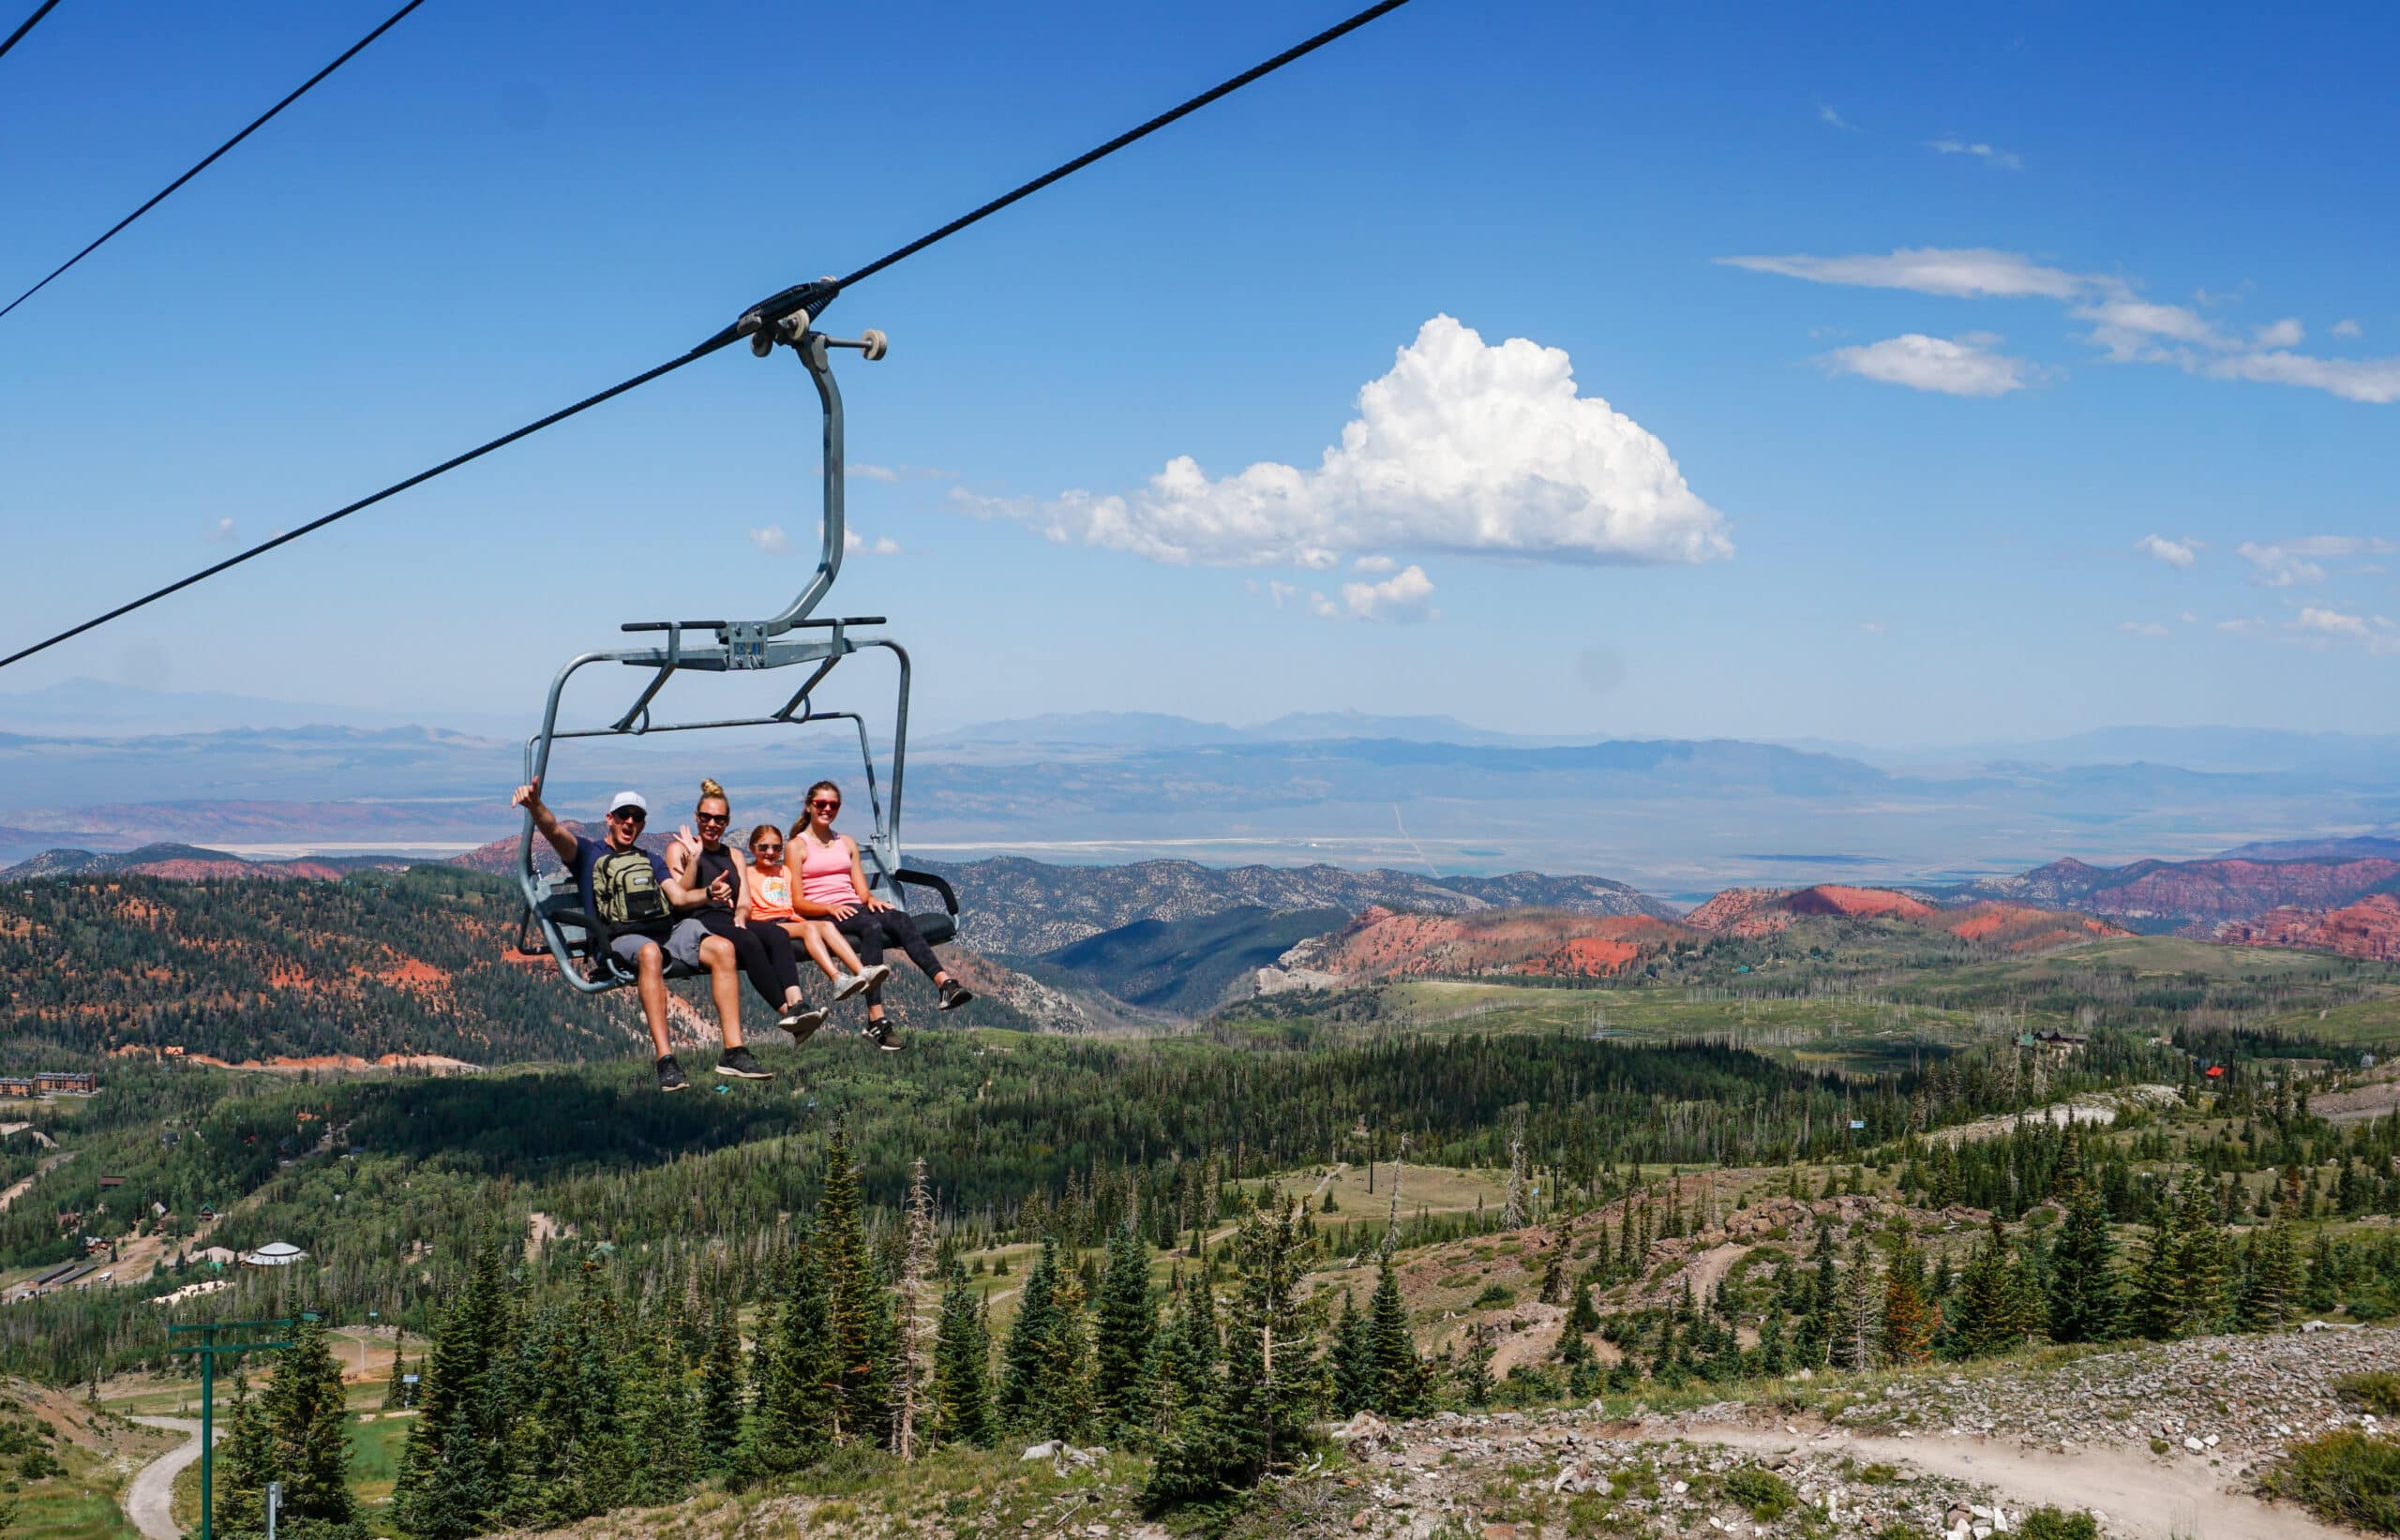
[2217,893,2400,963]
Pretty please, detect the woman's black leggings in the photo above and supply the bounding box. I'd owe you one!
[696,911,802,1007]
[833,908,943,1000]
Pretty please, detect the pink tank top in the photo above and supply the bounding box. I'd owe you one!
[797,834,855,908]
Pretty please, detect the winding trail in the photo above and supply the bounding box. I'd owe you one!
[1672,1422,2341,1540]
[0,1150,72,1212]
[126,1415,214,1540]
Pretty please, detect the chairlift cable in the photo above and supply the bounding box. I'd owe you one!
[0,0,427,323]
[0,0,63,65]
[0,0,1416,675]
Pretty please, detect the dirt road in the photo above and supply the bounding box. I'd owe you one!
[1677,1422,2340,1540]
[0,1150,73,1212]
[126,1415,214,1540]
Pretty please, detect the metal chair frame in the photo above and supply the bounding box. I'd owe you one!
[514,326,955,993]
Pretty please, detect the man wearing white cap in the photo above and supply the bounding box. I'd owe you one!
[512,781,769,1092]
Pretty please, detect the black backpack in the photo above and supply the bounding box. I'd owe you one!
[591,847,670,934]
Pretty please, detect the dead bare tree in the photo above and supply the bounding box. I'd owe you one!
[892,1157,936,1461]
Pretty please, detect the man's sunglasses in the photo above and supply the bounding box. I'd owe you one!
[609,808,647,823]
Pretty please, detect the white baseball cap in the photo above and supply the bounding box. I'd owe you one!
[605,790,650,817]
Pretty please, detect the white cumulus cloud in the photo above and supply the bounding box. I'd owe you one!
[842,531,901,557]
[2136,533,2198,569]
[1334,564,1436,623]
[1821,333,2032,396]
[958,315,1730,568]
[748,525,788,556]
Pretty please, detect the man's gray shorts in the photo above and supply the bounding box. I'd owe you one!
[608,919,710,973]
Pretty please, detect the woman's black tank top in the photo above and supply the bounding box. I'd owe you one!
[694,844,739,913]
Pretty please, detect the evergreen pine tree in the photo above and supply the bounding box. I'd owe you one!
[393,1247,517,1540]
[2132,1196,2182,1340]
[2240,1220,2302,1331]
[1093,1223,1156,1438]
[1330,1289,1374,1418]
[816,1129,893,1445]
[1366,1255,1420,1416]
[931,1265,994,1449]
[2046,1175,2122,1344]
[698,1293,744,1464]
[1837,1239,1881,1371]
[996,1237,1060,1433]
[753,1227,836,1465]
[262,1314,359,1538]
[619,1326,698,1508]
[1459,1319,1496,1406]
[212,1368,272,1540]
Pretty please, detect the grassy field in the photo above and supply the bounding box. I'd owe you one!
[1380,979,1980,1073]
[8,1440,145,1540]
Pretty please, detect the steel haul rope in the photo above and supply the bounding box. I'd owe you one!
[0,0,1415,673]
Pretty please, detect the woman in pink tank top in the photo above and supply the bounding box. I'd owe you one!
[788,778,973,1051]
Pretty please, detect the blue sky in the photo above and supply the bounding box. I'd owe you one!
[1,0,2393,746]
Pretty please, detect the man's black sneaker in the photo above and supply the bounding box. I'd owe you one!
[715,1046,773,1080]
[655,1055,690,1094]
[938,979,975,1012]
[862,1018,903,1053]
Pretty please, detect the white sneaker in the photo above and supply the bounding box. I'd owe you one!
[780,1007,827,1045]
[832,964,892,1001]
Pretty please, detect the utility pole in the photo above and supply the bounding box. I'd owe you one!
[167,1319,293,1540]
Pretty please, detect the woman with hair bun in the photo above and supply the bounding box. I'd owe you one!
[789,777,971,1053]
[667,778,823,1054]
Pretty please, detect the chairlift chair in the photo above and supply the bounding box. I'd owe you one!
[514,298,958,993]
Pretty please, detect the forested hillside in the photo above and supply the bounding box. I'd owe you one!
[0,867,1035,1067]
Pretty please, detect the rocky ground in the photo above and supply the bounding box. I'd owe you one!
[1815,1323,2400,1479]
[490,1330,2400,1540]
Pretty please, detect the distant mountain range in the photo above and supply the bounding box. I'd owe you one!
[5,684,2399,895]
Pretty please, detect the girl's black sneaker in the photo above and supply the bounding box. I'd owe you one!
[862,1018,903,1053]
[938,979,975,1011]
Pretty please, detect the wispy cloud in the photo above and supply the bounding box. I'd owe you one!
[1928,137,2022,170]
[2136,533,2199,569]
[204,517,237,545]
[748,525,788,556]
[1718,247,2093,300]
[2119,620,2171,637]
[1821,332,2032,396]
[2291,606,2400,655]
[1817,105,1854,130]
[1724,244,2400,404]
[2237,536,2399,588]
[2332,319,2364,339]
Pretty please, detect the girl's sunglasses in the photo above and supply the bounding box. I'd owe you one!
[808,799,841,812]
[751,841,783,855]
